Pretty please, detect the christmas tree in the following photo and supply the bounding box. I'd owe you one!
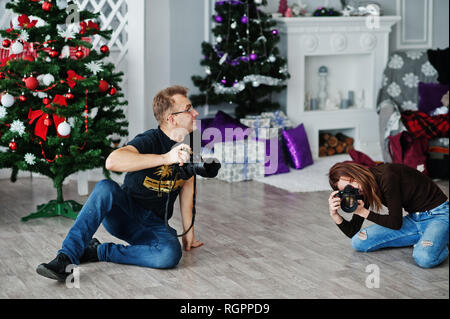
[0,0,128,221]
[191,0,289,119]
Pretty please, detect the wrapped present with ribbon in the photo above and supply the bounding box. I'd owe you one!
[250,127,281,140]
[260,110,294,129]
[216,163,265,183]
[239,117,271,129]
[240,117,280,140]
[213,138,265,182]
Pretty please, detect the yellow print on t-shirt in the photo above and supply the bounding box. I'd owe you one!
[143,165,186,194]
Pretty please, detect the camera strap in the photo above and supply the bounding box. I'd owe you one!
[164,165,197,238]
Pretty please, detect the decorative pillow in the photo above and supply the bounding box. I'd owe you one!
[418,82,449,114]
[259,137,290,176]
[282,123,313,169]
[202,111,250,147]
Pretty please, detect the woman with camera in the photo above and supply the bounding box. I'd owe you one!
[328,162,449,268]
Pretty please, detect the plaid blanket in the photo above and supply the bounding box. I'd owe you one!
[401,110,449,139]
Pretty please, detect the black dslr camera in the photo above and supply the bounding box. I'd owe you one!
[334,185,363,213]
[177,153,221,178]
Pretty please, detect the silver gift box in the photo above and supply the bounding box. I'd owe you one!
[213,139,265,182]
[216,163,265,183]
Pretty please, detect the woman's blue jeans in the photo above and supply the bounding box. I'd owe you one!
[351,201,449,268]
[58,179,182,269]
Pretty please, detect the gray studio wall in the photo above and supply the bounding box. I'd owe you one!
[170,0,206,98]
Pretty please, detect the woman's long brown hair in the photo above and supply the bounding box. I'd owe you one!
[328,162,383,212]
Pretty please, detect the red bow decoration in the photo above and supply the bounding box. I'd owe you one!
[66,70,85,89]
[28,95,69,141]
[28,107,66,141]
[18,14,38,29]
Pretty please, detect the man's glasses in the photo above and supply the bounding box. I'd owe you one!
[171,104,194,116]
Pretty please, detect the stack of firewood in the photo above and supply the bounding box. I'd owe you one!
[319,132,354,157]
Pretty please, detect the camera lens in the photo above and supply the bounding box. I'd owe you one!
[179,157,221,178]
[192,160,221,178]
[338,185,361,213]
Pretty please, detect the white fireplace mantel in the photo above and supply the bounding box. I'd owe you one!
[275,16,401,158]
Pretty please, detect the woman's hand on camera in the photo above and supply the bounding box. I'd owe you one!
[328,191,344,225]
[328,191,341,215]
[353,200,370,218]
[165,144,191,166]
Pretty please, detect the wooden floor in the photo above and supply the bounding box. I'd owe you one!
[0,176,448,299]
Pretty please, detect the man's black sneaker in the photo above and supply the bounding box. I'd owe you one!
[36,253,73,282]
[79,238,101,264]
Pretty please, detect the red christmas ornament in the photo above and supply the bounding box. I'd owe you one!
[25,76,39,90]
[0,72,5,80]
[43,97,51,105]
[19,94,27,102]
[109,87,117,96]
[100,45,109,54]
[9,141,17,151]
[42,1,52,11]
[75,49,84,59]
[98,80,109,92]
[49,48,59,58]
[2,39,11,48]
[65,92,75,100]
[43,117,53,127]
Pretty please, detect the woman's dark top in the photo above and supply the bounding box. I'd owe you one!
[337,163,448,238]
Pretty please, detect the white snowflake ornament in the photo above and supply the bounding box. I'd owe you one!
[58,27,77,41]
[10,120,26,137]
[19,30,29,42]
[85,61,103,75]
[24,153,36,165]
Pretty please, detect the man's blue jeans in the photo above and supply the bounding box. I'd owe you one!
[58,179,182,269]
[351,201,449,268]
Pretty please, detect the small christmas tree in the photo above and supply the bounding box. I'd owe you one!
[191,0,289,119]
[0,0,128,221]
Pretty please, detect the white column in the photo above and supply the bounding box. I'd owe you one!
[145,0,171,129]
[127,0,147,139]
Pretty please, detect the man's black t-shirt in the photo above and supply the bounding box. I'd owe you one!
[122,127,188,220]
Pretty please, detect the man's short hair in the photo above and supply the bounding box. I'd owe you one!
[153,85,188,124]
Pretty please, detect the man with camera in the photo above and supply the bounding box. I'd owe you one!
[328,162,449,268]
[36,85,206,281]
